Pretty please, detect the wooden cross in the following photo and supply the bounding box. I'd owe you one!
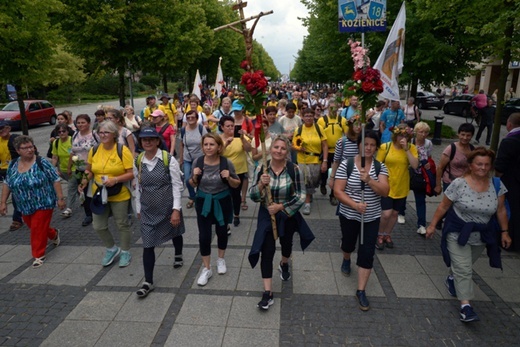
[213,0,273,63]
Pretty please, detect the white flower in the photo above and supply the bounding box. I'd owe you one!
[72,155,79,162]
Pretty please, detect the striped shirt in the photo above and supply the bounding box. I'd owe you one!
[250,162,306,217]
[336,158,388,222]
[333,136,359,162]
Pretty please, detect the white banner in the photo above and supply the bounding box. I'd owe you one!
[373,1,406,100]
[192,69,202,100]
[215,57,225,99]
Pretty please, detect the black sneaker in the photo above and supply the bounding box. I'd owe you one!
[320,185,327,195]
[445,275,456,297]
[356,290,370,311]
[341,259,351,277]
[279,262,291,281]
[82,216,93,226]
[233,216,240,227]
[460,305,480,322]
[257,291,274,310]
[173,255,183,269]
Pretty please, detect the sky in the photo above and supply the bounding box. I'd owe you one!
[242,0,309,75]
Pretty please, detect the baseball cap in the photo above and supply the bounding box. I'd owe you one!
[151,110,165,118]
[231,100,245,112]
[139,127,160,138]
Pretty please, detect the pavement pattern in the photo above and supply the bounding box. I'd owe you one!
[1,141,519,347]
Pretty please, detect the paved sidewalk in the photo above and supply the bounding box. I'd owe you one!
[1,140,520,346]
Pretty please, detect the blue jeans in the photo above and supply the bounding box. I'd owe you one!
[183,161,196,200]
[414,190,426,227]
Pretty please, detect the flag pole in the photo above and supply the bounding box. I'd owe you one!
[360,32,366,246]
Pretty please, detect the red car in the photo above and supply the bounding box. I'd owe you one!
[0,100,57,130]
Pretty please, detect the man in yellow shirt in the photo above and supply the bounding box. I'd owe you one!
[158,93,178,126]
[267,94,278,108]
[0,121,23,231]
[317,100,348,204]
[143,95,159,120]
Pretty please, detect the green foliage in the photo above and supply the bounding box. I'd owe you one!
[140,75,161,90]
[423,119,457,139]
[80,75,119,96]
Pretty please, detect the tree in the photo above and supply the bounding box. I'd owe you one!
[0,0,63,134]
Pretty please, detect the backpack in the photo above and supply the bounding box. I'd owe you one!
[193,155,229,185]
[490,177,511,232]
[296,123,323,139]
[345,157,382,179]
[256,160,297,194]
[8,155,45,172]
[444,142,475,180]
[72,130,99,145]
[380,142,392,163]
[180,124,204,140]
[136,150,171,184]
[91,143,124,161]
[322,116,343,136]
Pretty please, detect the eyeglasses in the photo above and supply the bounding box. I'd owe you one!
[186,116,197,120]
[19,146,34,151]
[98,131,112,136]
[141,138,157,142]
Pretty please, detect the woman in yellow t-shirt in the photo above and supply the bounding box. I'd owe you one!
[81,121,134,268]
[51,123,75,218]
[220,115,252,227]
[292,108,328,215]
[375,124,419,250]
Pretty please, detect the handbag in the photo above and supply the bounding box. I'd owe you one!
[409,167,426,192]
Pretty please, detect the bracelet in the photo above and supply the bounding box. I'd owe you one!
[323,159,328,162]
[58,197,66,201]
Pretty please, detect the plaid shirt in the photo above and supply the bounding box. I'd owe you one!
[250,163,306,217]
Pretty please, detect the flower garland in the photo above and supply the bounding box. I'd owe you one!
[238,59,269,144]
[343,40,384,123]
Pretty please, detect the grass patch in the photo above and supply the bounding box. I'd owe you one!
[423,119,457,139]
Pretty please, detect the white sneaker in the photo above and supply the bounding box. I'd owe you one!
[197,267,213,286]
[417,226,426,235]
[397,215,405,224]
[217,258,227,274]
[302,203,311,215]
[61,208,72,218]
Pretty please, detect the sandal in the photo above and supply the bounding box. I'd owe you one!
[9,221,23,231]
[32,257,45,268]
[375,236,385,250]
[241,201,248,211]
[136,282,154,298]
[384,236,394,249]
[186,200,194,209]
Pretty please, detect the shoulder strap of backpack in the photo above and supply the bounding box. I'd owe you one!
[136,152,145,184]
[449,142,456,162]
[314,123,323,138]
[297,125,303,137]
[54,138,59,151]
[323,116,329,128]
[286,160,296,183]
[382,142,391,163]
[158,123,169,136]
[374,159,381,176]
[180,127,186,140]
[92,143,123,161]
[492,177,500,196]
[198,124,204,135]
[219,156,229,185]
[346,157,354,178]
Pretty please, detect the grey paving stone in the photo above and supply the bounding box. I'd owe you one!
[415,255,450,275]
[176,294,232,326]
[0,262,25,280]
[377,254,425,274]
[227,296,280,329]
[223,327,279,347]
[429,274,490,301]
[334,266,385,297]
[291,251,333,271]
[386,273,443,299]
[51,263,101,286]
[0,245,31,262]
[292,269,339,295]
[67,291,130,321]
[94,321,160,347]
[44,246,89,263]
[502,258,520,277]
[9,263,68,285]
[0,245,15,257]
[115,293,174,322]
[41,320,110,347]
[165,324,225,347]
[473,257,520,278]
[72,246,107,265]
[481,276,520,303]
[236,265,282,293]
[97,256,144,287]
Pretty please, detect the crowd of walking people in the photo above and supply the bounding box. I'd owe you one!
[0,85,518,324]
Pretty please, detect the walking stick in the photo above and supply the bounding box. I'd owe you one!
[360,123,366,245]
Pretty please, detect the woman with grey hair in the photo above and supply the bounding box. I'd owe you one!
[80,121,135,267]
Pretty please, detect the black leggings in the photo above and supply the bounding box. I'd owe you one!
[143,236,183,284]
[230,173,247,216]
[260,217,297,278]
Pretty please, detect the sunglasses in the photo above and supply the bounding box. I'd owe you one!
[58,130,68,134]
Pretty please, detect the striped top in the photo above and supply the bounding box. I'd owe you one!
[336,158,388,222]
[333,136,359,162]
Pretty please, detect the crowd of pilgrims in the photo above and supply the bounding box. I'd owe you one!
[0,84,514,322]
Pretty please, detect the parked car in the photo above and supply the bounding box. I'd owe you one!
[0,100,57,130]
[443,94,475,118]
[501,98,520,125]
[416,91,445,110]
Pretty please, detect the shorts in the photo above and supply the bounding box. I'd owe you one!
[298,163,321,194]
[381,196,406,212]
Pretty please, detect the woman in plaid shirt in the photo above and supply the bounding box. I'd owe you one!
[248,135,315,311]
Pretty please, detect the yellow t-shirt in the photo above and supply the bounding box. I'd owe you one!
[184,105,203,114]
[267,100,278,108]
[376,142,418,199]
[159,103,177,125]
[317,116,349,150]
[88,144,134,202]
[293,124,327,164]
[143,105,159,120]
[0,137,10,170]
[51,137,73,174]
[222,138,249,174]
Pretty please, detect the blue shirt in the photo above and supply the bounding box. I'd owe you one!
[6,157,59,215]
[380,108,405,142]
